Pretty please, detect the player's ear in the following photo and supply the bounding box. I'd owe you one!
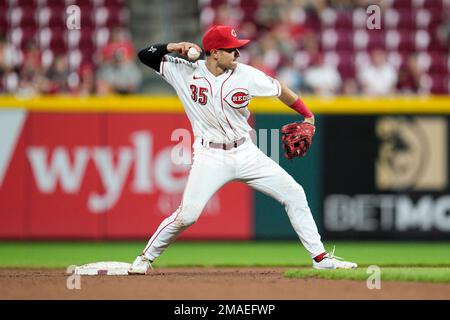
[210,49,219,59]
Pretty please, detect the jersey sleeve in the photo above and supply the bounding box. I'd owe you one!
[158,56,193,88]
[247,65,281,97]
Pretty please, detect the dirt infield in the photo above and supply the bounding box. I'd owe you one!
[0,268,449,300]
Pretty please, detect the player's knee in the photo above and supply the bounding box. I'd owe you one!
[176,202,202,227]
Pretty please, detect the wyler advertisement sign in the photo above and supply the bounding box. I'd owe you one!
[322,115,450,239]
[0,110,252,240]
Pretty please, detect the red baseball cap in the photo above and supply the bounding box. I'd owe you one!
[202,25,250,52]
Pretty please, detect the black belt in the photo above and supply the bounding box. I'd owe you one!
[201,137,246,150]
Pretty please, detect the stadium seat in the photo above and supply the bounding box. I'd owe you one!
[352,8,368,29]
[366,30,386,50]
[416,8,431,28]
[397,10,416,29]
[335,12,353,30]
[323,51,339,67]
[428,74,449,94]
[426,9,446,30]
[321,9,354,30]
[392,0,414,10]
[422,0,444,10]
[38,27,67,52]
[67,29,80,49]
[385,9,398,29]
[427,36,448,52]
[94,6,127,27]
[40,48,54,69]
[387,51,403,70]
[49,32,68,54]
[38,27,51,48]
[47,12,67,28]
[415,30,431,51]
[355,51,371,68]
[336,51,356,79]
[68,49,81,70]
[16,10,37,29]
[427,52,449,74]
[38,6,66,28]
[67,28,95,50]
[8,7,22,28]
[388,30,415,52]
[94,27,110,48]
[78,46,95,64]
[336,30,354,51]
[400,50,444,72]
[9,27,37,49]
[321,8,337,28]
[417,51,432,71]
[321,29,337,50]
[353,30,368,50]
[322,30,354,51]
[78,9,95,29]
[0,11,8,32]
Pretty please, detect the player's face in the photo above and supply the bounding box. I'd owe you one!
[216,48,240,70]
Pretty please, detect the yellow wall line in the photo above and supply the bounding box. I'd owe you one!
[0,95,449,114]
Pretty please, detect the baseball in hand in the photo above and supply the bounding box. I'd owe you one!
[187,47,200,61]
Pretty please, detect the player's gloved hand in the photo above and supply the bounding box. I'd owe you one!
[281,120,316,160]
[167,42,203,57]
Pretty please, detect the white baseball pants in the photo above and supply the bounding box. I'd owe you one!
[142,137,325,261]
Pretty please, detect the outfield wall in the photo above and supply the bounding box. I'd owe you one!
[0,96,449,240]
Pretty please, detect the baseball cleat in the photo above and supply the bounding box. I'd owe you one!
[312,246,358,270]
[128,255,153,275]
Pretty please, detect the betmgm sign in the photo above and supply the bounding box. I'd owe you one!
[322,116,450,239]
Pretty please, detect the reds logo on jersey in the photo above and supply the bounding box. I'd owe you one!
[224,88,250,109]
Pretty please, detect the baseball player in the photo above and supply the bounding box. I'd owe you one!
[128,25,357,274]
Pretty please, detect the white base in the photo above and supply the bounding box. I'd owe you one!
[74,261,131,276]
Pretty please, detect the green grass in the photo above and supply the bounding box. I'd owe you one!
[0,241,449,269]
[284,267,450,283]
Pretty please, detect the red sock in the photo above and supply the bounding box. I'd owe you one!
[313,252,327,262]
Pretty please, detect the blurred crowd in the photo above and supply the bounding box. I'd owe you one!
[0,27,142,97]
[1,0,449,97]
[200,0,450,96]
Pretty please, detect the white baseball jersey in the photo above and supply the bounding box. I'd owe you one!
[158,56,282,143]
[139,53,327,264]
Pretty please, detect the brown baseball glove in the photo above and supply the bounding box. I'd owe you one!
[281,121,315,160]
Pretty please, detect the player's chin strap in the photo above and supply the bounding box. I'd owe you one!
[327,245,344,261]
